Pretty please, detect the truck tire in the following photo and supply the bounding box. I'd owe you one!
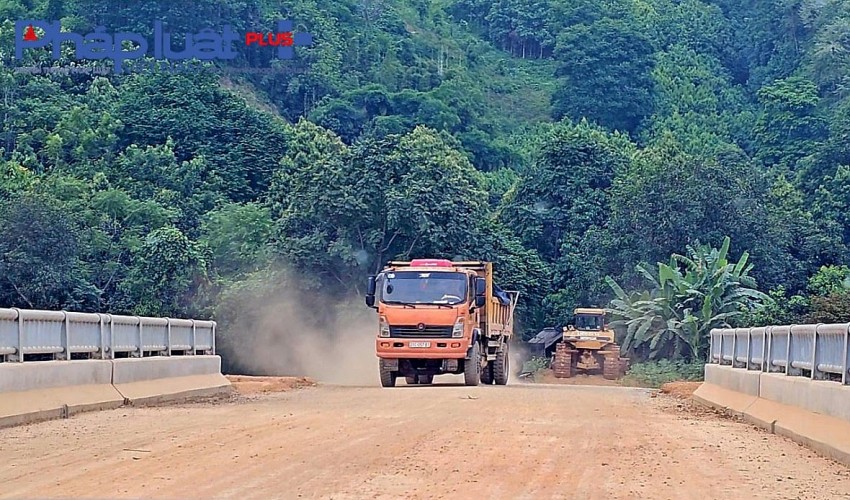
[481,362,494,384]
[494,342,509,385]
[405,374,434,384]
[464,342,481,386]
[380,364,397,387]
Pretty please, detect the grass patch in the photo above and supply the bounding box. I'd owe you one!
[520,356,551,382]
[621,360,705,388]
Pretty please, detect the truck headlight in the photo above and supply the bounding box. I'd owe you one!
[452,318,464,338]
[379,317,390,338]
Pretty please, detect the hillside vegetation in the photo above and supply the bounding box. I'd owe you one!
[1,0,850,367]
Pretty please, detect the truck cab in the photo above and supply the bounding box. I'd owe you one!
[365,259,517,387]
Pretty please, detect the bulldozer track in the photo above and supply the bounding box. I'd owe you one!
[552,343,577,378]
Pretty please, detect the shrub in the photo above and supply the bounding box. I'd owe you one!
[621,360,704,388]
[521,356,551,381]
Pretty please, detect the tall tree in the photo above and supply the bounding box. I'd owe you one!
[0,194,91,310]
[753,76,828,169]
[551,18,656,135]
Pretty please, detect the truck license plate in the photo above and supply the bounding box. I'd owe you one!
[409,341,431,348]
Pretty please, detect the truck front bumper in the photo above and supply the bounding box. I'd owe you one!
[376,338,469,359]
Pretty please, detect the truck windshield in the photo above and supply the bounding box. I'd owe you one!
[575,314,603,331]
[379,271,468,305]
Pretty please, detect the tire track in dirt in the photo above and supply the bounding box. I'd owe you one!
[2,382,850,499]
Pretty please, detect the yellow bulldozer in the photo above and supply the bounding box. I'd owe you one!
[552,308,629,380]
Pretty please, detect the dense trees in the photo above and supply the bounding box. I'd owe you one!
[1,0,850,363]
[551,18,656,134]
[500,121,633,325]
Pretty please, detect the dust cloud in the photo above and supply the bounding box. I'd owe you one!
[510,340,530,374]
[217,268,379,386]
[216,266,534,386]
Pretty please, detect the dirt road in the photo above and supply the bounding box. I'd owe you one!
[2,379,849,499]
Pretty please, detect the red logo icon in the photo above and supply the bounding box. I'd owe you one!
[23,25,38,41]
[245,32,293,47]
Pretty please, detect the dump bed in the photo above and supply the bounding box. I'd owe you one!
[451,261,519,338]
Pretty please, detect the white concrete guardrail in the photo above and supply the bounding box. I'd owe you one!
[696,323,850,466]
[0,308,216,360]
[0,308,231,428]
[709,324,850,384]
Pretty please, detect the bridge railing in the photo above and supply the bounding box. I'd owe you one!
[0,308,216,362]
[709,323,850,385]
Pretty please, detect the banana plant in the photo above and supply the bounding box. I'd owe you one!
[605,236,769,361]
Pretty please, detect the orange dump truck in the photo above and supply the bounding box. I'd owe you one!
[365,259,519,387]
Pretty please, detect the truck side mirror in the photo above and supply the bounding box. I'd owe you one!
[365,275,377,308]
[475,295,485,308]
[475,277,486,296]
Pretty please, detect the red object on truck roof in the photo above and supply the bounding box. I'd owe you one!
[410,259,454,267]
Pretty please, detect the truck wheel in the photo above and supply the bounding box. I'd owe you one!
[480,361,494,384]
[379,364,397,387]
[494,343,509,385]
[419,375,434,385]
[405,376,417,385]
[464,342,481,386]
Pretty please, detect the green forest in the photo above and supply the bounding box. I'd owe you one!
[1,0,850,370]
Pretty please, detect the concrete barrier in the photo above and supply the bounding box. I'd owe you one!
[692,381,758,417]
[112,355,232,406]
[0,360,124,428]
[0,356,232,428]
[694,365,850,466]
[704,363,761,396]
[759,373,850,422]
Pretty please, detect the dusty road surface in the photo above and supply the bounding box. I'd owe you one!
[2,379,850,500]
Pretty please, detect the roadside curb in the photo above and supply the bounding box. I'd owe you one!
[694,382,850,467]
[0,356,232,429]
